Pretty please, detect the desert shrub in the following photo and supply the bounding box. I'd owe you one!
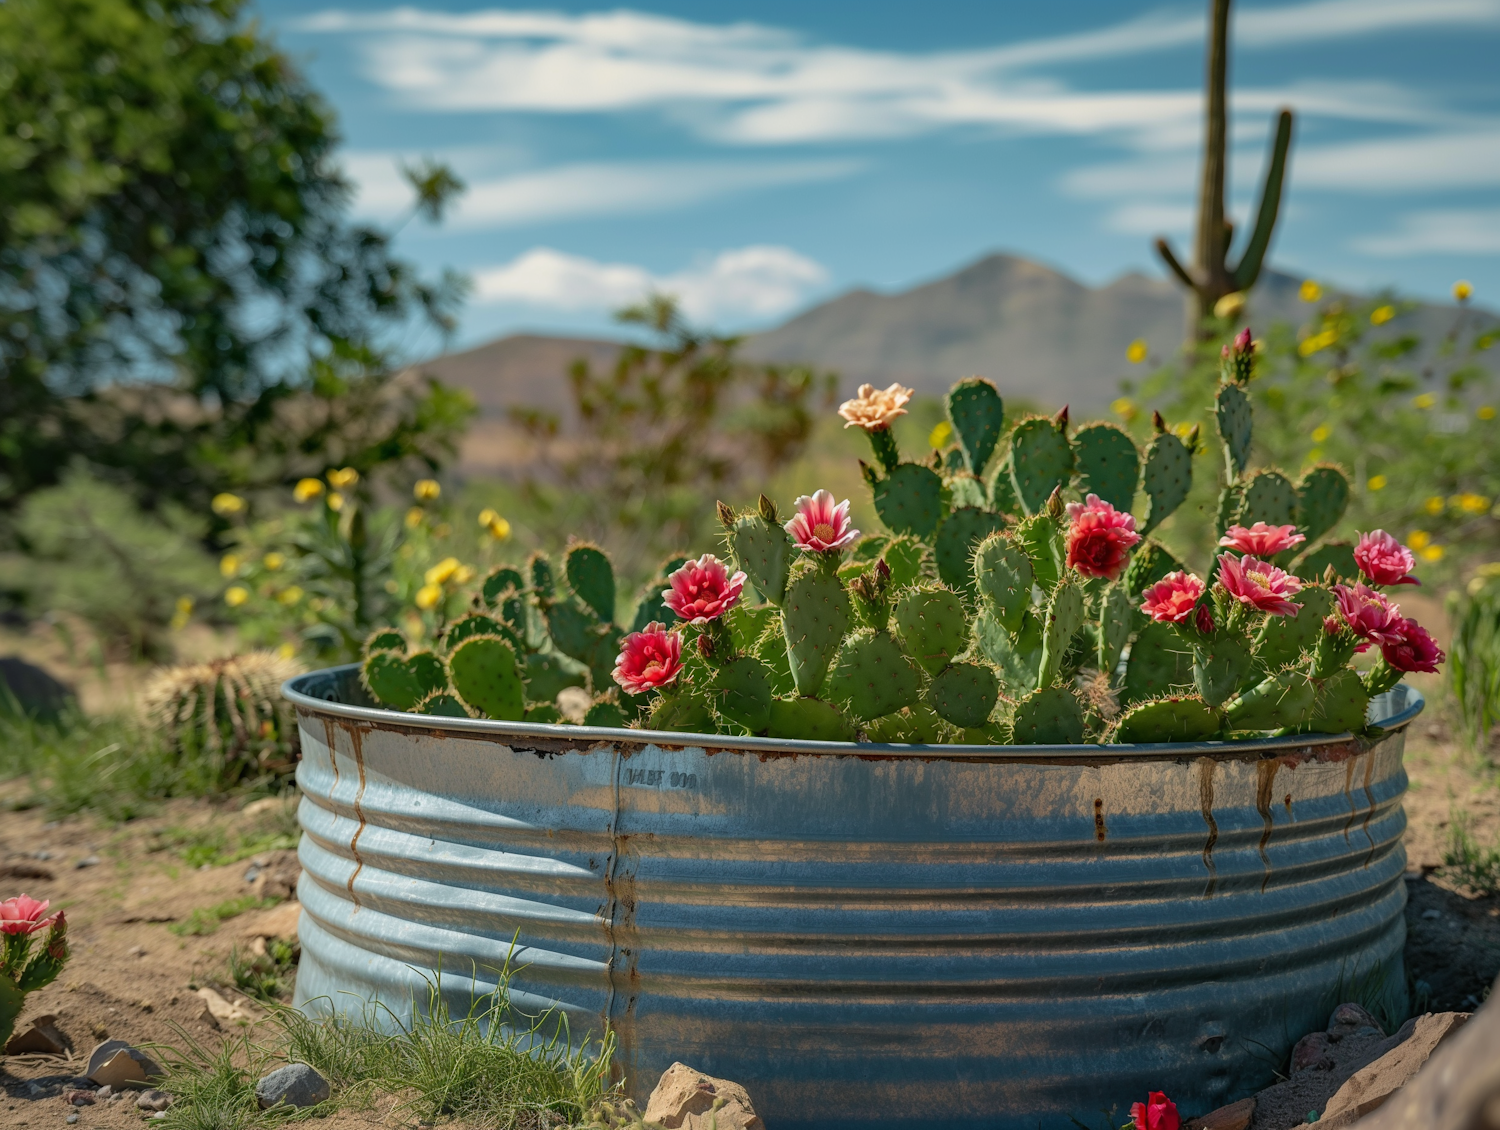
[1443,811,1500,896]
[1448,566,1500,749]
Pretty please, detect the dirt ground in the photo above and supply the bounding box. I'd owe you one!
[1,699,1497,1126]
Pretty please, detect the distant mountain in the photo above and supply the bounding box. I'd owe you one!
[412,253,1486,473]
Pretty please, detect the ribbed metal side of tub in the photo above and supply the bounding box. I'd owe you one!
[286,667,1419,1130]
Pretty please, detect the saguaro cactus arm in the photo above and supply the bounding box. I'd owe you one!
[1231,108,1293,292]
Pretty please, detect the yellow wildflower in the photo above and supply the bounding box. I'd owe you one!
[327,467,360,490]
[1423,496,1445,515]
[1479,406,1497,421]
[1298,330,1338,357]
[1366,474,1387,491]
[413,479,441,502]
[263,552,285,571]
[1370,305,1395,326]
[1412,392,1436,409]
[170,596,194,631]
[1299,279,1322,303]
[405,506,424,529]
[1173,422,1195,441]
[278,642,297,660]
[224,585,249,607]
[837,382,914,431]
[1408,530,1431,549]
[928,421,953,449]
[1311,424,1331,443]
[220,554,240,578]
[487,516,512,541]
[1212,292,1246,319]
[453,565,476,585]
[415,583,442,611]
[478,508,500,527]
[293,478,324,503]
[1306,448,1324,463]
[1453,280,1473,302]
[1456,493,1491,514]
[1420,544,1445,562]
[1111,397,1138,421]
[1126,340,1148,365]
[327,491,345,512]
[211,492,245,517]
[278,586,304,605]
[425,557,461,586]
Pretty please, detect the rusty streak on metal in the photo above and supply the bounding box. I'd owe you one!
[1198,757,1219,899]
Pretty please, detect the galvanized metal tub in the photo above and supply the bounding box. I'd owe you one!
[285,665,1422,1129]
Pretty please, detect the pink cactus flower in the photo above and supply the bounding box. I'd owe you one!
[1332,582,1404,646]
[0,894,59,935]
[1139,571,1206,624]
[1354,530,1419,586]
[1064,494,1141,580]
[1217,553,1303,617]
[662,554,747,624]
[612,622,683,696]
[1218,522,1306,557]
[1379,618,1445,673]
[1221,326,1253,358]
[785,490,859,553]
[1130,1092,1181,1130]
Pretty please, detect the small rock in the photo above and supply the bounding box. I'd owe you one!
[1422,908,1441,920]
[74,855,99,869]
[65,1090,95,1107]
[126,945,146,958]
[243,863,262,884]
[34,850,53,860]
[1292,1031,1335,1073]
[241,796,290,819]
[66,1114,78,1124]
[250,850,300,901]
[136,1090,172,1112]
[243,900,300,943]
[195,986,255,1028]
[85,1040,163,1087]
[95,1086,112,1099]
[255,1064,330,1110]
[5,1013,69,1055]
[643,1062,764,1130]
[1327,1002,1384,1040]
[1185,1097,1255,1130]
[152,1113,168,1121]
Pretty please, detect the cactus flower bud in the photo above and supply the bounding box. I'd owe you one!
[1152,410,1167,435]
[1193,603,1216,636]
[717,500,735,529]
[1053,405,1070,433]
[758,494,778,522]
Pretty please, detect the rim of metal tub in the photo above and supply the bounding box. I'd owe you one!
[284,664,1423,762]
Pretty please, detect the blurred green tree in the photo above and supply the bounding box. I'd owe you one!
[0,0,472,515]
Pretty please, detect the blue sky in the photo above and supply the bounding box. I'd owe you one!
[254,0,1500,351]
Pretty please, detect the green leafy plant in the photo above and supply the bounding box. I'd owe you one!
[229,939,299,1004]
[1443,811,1500,896]
[170,895,280,938]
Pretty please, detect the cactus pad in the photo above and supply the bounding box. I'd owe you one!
[1010,686,1086,745]
[1306,668,1370,734]
[726,603,778,653]
[416,691,472,718]
[1294,541,1359,582]
[1216,383,1253,476]
[893,585,969,675]
[523,650,589,702]
[934,507,1006,591]
[1013,513,1064,592]
[1072,423,1140,512]
[529,552,555,598]
[828,629,923,721]
[1121,621,1194,706]
[1097,583,1134,675]
[882,535,928,589]
[1296,465,1351,544]
[711,655,775,732]
[545,599,604,661]
[1123,539,1183,597]
[631,558,687,632]
[974,608,1041,694]
[584,700,628,728]
[649,693,717,735]
[781,567,853,695]
[1253,586,1335,669]
[448,635,526,721]
[1238,470,1299,529]
[361,651,425,711]
[766,697,856,742]
[753,619,797,696]
[1114,695,1220,743]
[482,566,525,608]
[946,378,1005,474]
[565,544,615,623]
[873,462,946,538]
[929,662,1000,728]
[1192,636,1254,708]
[1215,484,1243,538]
[1142,432,1192,534]
[973,533,1033,633]
[524,703,563,724]
[730,513,792,605]
[365,628,405,655]
[987,458,1022,516]
[445,613,513,651]
[1225,669,1316,732]
[1008,417,1074,515]
[946,473,988,511]
[863,703,953,744]
[1038,579,1085,688]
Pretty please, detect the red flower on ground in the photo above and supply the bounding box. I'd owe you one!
[662,554,747,624]
[1217,553,1303,617]
[612,623,684,696]
[1130,1092,1180,1130]
[1380,618,1445,673]
[0,894,59,935]
[1332,582,1404,647]
[785,490,859,553]
[1139,571,1206,623]
[1218,522,1306,557]
[1354,530,1419,586]
[1065,494,1141,580]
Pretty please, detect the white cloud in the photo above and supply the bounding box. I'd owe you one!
[344,154,860,228]
[1104,201,1196,236]
[1296,130,1500,192]
[1353,209,1500,255]
[472,245,830,323]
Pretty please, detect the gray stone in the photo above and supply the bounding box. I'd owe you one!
[85,1040,163,1086]
[136,1090,172,1112]
[66,1114,78,1124]
[254,1064,330,1110]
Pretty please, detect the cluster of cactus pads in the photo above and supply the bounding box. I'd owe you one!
[361,329,1443,745]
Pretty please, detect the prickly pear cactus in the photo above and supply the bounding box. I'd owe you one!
[946,378,1005,475]
[872,462,946,538]
[449,635,526,721]
[1225,669,1316,732]
[1193,635,1254,709]
[766,696,856,742]
[893,585,969,675]
[1306,668,1370,734]
[1008,416,1074,515]
[1013,512,1064,592]
[1122,621,1194,706]
[973,533,1033,633]
[781,566,852,695]
[416,691,471,718]
[1037,579,1084,689]
[934,507,1006,591]
[1123,539,1183,596]
[565,544,616,623]
[711,655,776,733]
[1238,470,1300,529]
[928,661,999,728]
[1216,383,1253,477]
[1142,430,1193,534]
[1296,466,1351,545]
[828,629,923,721]
[1253,587,1335,669]
[1010,685,1085,745]
[1294,542,1358,582]
[1114,695,1220,743]
[1072,423,1139,512]
[728,501,793,604]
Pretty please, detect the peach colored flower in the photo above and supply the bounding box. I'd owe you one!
[837,383,914,431]
[786,490,859,553]
[612,623,683,696]
[1218,523,1305,557]
[1139,571,1205,624]
[662,554,747,624]
[1217,553,1303,617]
[1065,494,1141,580]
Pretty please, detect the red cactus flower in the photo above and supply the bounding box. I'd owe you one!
[1379,618,1445,673]
[1130,1092,1180,1130]
[1333,582,1404,646]
[662,554,747,624]
[786,490,859,553]
[0,894,59,935]
[1194,603,1216,635]
[1217,553,1303,617]
[1354,530,1419,586]
[612,622,683,696]
[1218,522,1306,557]
[1139,571,1206,623]
[1065,494,1141,580]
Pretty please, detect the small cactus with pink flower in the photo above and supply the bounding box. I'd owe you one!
[354,336,1440,744]
[1,895,70,1051]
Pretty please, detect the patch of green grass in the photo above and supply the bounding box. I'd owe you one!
[171,896,280,937]
[152,819,298,869]
[1443,810,1500,895]
[229,939,299,1003]
[152,1026,330,1130]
